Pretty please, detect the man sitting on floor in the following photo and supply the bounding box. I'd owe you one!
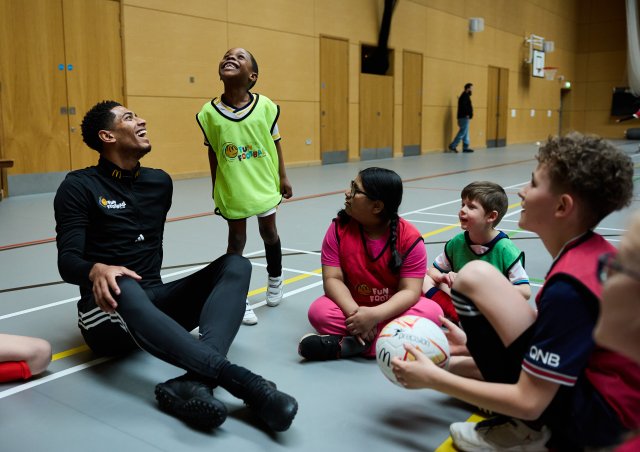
[54,100,298,432]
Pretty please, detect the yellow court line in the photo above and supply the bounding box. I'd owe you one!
[247,268,322,297]
[46,199,521,444]
[52,344,90,362]
[434,413,487,451]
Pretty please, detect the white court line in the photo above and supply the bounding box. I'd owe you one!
[282,247,321,256]
[409,219,535,235]
[401,180,528,217]
[251,262,322,277]
[502,208,523,218]
[0,279,326,399]
[249,279,324,309]
[1,183,530,322]
[0,260,320,321]
[0,358,112,400]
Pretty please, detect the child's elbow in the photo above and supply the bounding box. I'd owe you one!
[515,397,548,421]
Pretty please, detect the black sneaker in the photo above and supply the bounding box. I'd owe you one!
[298,334,366,360]
[155,375,227,430]
[462,148,475,153]
[446,145,458,153]
[247,378,298,432]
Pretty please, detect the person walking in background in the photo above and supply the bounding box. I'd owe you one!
[447,83,474,153]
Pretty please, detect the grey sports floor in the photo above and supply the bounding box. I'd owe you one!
[1,142,638,452]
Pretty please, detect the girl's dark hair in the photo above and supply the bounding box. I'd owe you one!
[81,100,122,152]
[338,167,405,273]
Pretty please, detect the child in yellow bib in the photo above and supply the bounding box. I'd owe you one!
[197,48,293,325]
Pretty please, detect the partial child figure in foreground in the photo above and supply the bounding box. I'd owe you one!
[298,168,443,361]
[393,133,640,451]
[0,334,51,383]
[423,181,530,324]
[196,48,293,325]
[594,211,640,451]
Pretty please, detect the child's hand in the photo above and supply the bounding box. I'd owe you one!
[442,271,457,287]
[440,315,468,355]
[345,306,378,337]
[280,176,293,199]
[391,343,439,388]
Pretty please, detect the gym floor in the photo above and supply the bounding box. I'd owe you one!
[1,142,638,452]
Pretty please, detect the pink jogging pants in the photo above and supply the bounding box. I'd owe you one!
[307,295,444,358]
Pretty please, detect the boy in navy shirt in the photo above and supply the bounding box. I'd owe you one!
[393,133,639,450]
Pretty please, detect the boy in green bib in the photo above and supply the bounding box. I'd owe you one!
[197,48,293,325]
[423,181,531,323]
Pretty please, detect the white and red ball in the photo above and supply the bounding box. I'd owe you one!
[376,315,450,386]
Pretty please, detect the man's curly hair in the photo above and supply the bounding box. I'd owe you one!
[81,100,122,152]
[536,132,634,228]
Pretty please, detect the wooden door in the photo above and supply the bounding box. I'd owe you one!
[0,0,70,174]
[360,74,393,160]
[497,67,509,146]
[320,36,349,164]
[402,51,422,156]
[487,66,508,147]
[64,0,124,170]
[486,66,499,147]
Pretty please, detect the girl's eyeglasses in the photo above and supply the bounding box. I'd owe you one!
[597,252,640,283]
[350,180,371,199]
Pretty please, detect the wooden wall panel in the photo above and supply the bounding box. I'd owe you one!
[390,1,428,50]
[359,74,393,152]
[123,6,227,97]
[228,0,314,37]
[228,25,316,102]
[423,59,468,107]
[123,0,227,21]
[8,0,625,178]
[585,110,626,138]
[127,96,210,176]
[64,0,124,170]
[586,82,620,110]
[348,103,359,161]
[277,101,319,164]
[320,37,349,157]
[0,0,70,174]
[585,51,626,82]
[421,106,453,151]
[315,0,378,43]
[402,52,423,150]
[410,0,464,17]
[424,9,467,61]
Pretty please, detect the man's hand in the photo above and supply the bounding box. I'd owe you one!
[89,263,141,313]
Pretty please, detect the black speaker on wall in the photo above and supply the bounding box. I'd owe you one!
[611,87,640,116]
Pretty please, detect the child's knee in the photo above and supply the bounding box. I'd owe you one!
[454,261,500,293]
[29,339,52,374]
[228,232,247,251]
[259,226,279,244]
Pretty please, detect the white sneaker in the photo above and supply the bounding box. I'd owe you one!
[450,416,551,451]
[266,275,284,307]
[243,300,258,325]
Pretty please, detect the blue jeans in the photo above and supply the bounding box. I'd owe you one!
[450,117,470,150]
